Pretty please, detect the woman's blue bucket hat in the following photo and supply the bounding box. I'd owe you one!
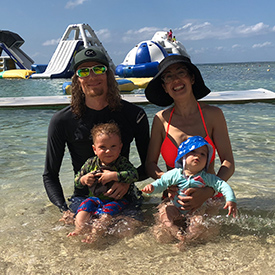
[175,136,213,170]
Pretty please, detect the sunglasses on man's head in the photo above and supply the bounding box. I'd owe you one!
[76,65,107,78]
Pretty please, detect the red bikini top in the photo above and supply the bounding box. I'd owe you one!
[160,103,216,168]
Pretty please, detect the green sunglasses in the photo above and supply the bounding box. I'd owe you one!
[76,65,107,78]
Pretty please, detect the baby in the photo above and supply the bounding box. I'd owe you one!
[142,136,237,246]
[68,122,138,243]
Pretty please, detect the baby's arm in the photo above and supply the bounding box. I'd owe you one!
[142,169,181,196]
[204,172,237,217]
[223,201,237,218]
[141,184,155,194]
[75,158,97,188]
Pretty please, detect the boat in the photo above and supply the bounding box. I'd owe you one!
[115,31,190,78]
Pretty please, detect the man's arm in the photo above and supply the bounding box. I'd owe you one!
[42,114,68,211]
[134,108,150,181]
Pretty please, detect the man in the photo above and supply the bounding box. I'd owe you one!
[43,46,149,215]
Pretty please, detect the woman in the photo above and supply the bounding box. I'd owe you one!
[145,54,235,213]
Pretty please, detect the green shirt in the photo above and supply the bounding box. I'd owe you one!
[74,155,138,199]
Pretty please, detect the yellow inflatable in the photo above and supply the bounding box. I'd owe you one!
[0,69,35,79]
[125,77,153,89]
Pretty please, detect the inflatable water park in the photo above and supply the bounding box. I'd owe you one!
[1,23,275,107]
[0,24,186,92]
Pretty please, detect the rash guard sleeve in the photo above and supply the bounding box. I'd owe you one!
[43,111,68,211]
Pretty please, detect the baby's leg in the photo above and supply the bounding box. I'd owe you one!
[83,214,112,243]
[205,196,225,216]
[67,211,91,237]
[154,203,185,243]
[112,215,142,239]
[185,209,220,243]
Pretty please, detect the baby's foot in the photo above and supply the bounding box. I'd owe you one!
[176,230,186,242]
[153,225,174,243]
[67,231,78,237]
[176,240,188,251]
[81,235,97,243]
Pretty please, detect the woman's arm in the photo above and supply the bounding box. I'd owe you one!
[145,113,166,180]
[211,107,235,181]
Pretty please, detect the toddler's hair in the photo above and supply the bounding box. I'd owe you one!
[91,122,121,142]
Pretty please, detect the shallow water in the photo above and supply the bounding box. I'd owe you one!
[0,62,275,274]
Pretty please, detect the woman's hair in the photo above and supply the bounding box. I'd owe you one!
[91,122,121,143]
[70,68,122,118]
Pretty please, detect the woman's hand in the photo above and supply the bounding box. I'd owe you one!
[177,187,214,212]
[167,185,179,199]
[104,182,130,200]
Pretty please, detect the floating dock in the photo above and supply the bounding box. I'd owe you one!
[0,88,274,108]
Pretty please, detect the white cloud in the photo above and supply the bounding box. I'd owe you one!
[65,0,88,9]
[173,21,274,41]
[95,29,111,42]
[252,41,272,48]
[42,39,60,46]
[103,21,275,49]
[236,22,269,35]
[232,44,241,49]
[193,47,208,55]
[122,27,159,43]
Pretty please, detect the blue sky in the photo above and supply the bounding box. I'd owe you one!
[1,0,275,66]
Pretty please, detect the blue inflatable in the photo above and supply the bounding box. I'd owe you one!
[115,41,168,78]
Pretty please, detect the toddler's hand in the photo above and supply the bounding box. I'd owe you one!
[80,173,97,187]
[96,170,117,185]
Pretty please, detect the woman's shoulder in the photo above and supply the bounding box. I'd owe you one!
[199,102,224,117]
[155,107,174,121]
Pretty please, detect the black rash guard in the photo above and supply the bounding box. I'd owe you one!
[42,100,150,211]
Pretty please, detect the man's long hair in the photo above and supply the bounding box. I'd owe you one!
[70,68,122,118]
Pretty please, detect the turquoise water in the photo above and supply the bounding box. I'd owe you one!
[0,62,275,274]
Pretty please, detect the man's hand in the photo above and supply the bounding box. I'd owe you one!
[59,210,75,224]
[104,182,130,200]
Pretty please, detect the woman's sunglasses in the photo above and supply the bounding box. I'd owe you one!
[76,65,107,78]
